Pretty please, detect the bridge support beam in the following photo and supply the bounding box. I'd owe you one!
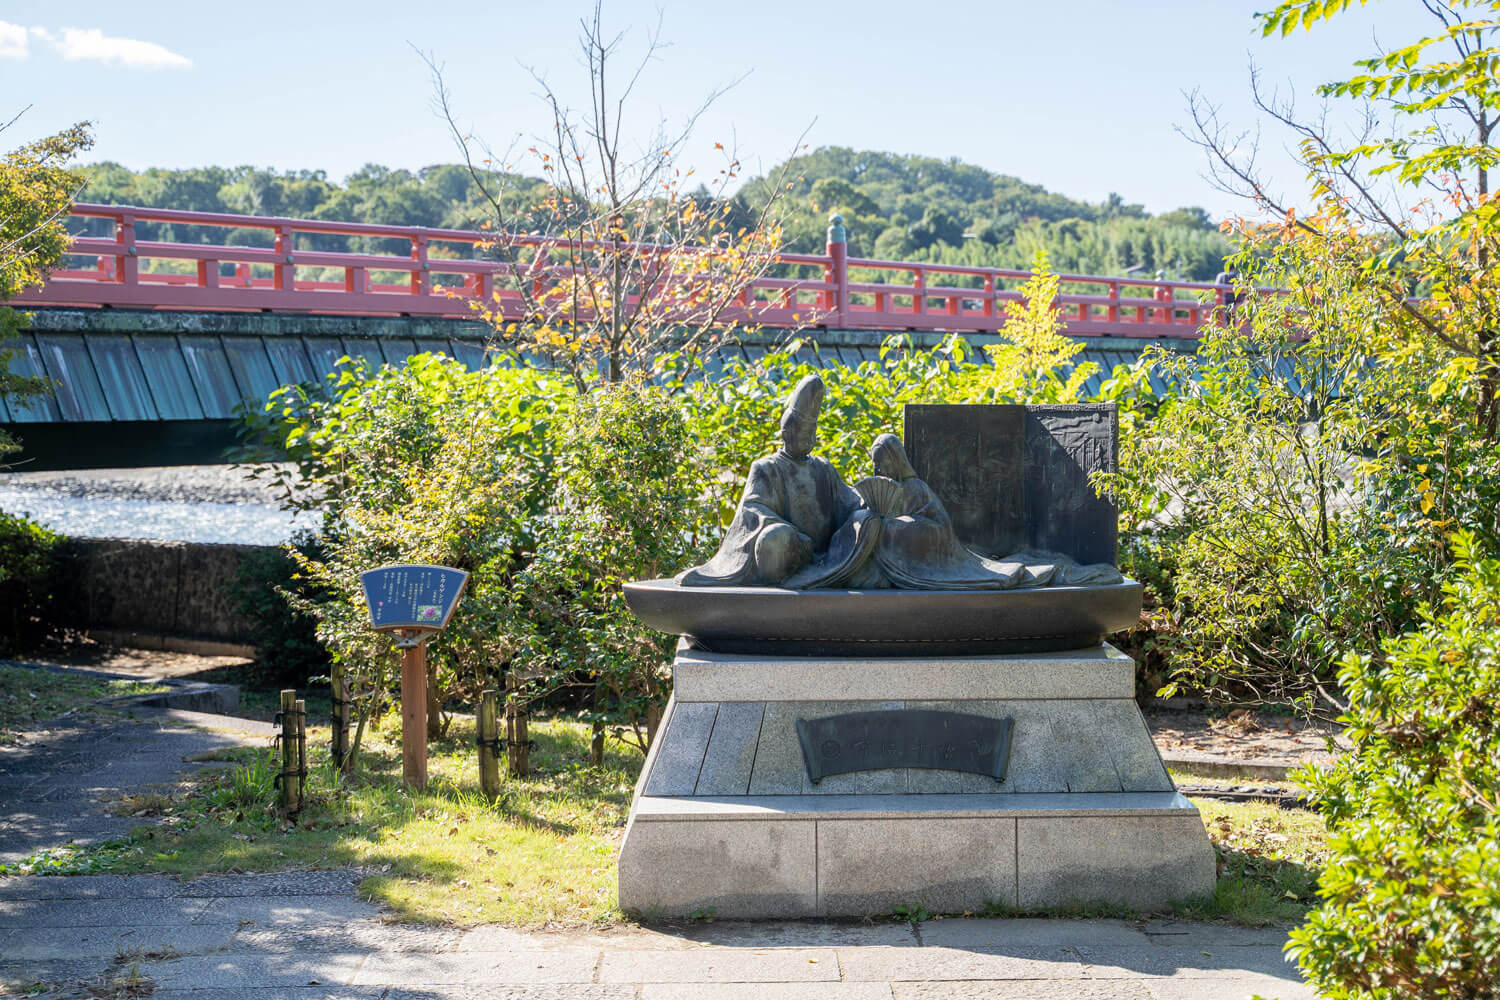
[1,419,240,471]
[2,307,1192,470]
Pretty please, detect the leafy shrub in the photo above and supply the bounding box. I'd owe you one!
[1290,532,1500,998]
[1099,227,1500,713]
[265,355,563,764]
[0,509,60,654]
[230,531,328,689]
[516,383,716,753]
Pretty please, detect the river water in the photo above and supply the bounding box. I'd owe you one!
[0,466,321,546]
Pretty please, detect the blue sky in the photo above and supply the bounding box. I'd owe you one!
[0,1,1440,219]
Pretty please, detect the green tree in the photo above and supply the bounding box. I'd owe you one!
[961,251,1096,402]
[1100,230,1392,711]
[809,177,878,218]
[907,205,964,250]
[0,113,93,459]
[1173,2,1500,991]
[1190,0,1500,431]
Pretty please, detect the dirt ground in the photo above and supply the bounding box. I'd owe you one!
[1146,707,1347,768]
[11,640,253,682]
[9,643,1348,769]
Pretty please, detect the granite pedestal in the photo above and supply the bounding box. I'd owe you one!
[618,642,1215,918]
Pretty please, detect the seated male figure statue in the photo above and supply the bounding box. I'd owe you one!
[681,373,876,587]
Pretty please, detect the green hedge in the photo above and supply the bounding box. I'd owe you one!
[230,531,329,689]
[0,509,61,654]
[1291,532,1500,998]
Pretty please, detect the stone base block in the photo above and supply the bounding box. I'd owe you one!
[619,793,1215,918]
[617,644,1217,919]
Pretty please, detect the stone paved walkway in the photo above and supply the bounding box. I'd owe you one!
[0,873,1319,999]
[0,709,273,864]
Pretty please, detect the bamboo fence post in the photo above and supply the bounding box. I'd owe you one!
[514,686,530,777]
[477,688,501,799]
[278,689,301,815]
[505,672,531,777]
[504,673,517,776]
[330,663,349,771]
[295,697,307,806]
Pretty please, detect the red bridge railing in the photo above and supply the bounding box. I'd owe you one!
[16,203,1229,339]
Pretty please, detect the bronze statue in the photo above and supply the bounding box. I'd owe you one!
[681,377,1121,591]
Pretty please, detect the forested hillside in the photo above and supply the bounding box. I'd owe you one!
[79,148,1230,280]
[750,148,1230,280]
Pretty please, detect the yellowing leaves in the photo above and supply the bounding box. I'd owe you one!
[0,119,94,299]
[1418,478,1438,516]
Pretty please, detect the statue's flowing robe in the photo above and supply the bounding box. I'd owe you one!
[681,450,875,587]
[872,476,1125,590]
[682,460,1124,591]
[873,477,1027,589]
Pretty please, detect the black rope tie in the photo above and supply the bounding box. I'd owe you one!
[273,766,309,789]
[273,708,307,726]
[476,736,534,753]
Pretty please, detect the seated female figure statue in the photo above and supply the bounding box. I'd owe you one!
[681,374,878,587]
[860,433,1124,590]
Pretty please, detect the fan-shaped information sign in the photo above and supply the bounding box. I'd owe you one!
[359,563,469,791]
[361,564,469,634]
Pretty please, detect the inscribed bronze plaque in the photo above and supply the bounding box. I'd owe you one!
[904,403,1118,565]
[795,709,1014,784]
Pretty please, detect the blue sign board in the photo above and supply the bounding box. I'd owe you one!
[361,564,470,632]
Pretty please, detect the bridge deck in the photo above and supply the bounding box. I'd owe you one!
[0,309,1192,470]
[17,203,1229,337]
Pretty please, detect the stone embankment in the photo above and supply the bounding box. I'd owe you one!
[50,536,262,652]
[1,465,316,650]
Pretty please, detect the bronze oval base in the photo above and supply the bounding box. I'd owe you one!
[623,577,1143,657]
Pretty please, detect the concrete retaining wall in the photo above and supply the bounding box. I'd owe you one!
[52,536,264,643]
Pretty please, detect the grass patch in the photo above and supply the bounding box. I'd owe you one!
[1,715,635,927]
[1168,769,1295,789]
[183,746,266,764]
[0,664,166,743]
[1181,796,1329,926]
[0,699,1329,929]
[236,686,333,724]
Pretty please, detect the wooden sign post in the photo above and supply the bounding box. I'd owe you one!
[360,564,469,790]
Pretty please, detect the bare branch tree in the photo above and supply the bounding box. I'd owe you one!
[425,3,811,388]
[1181,1,1500,434]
